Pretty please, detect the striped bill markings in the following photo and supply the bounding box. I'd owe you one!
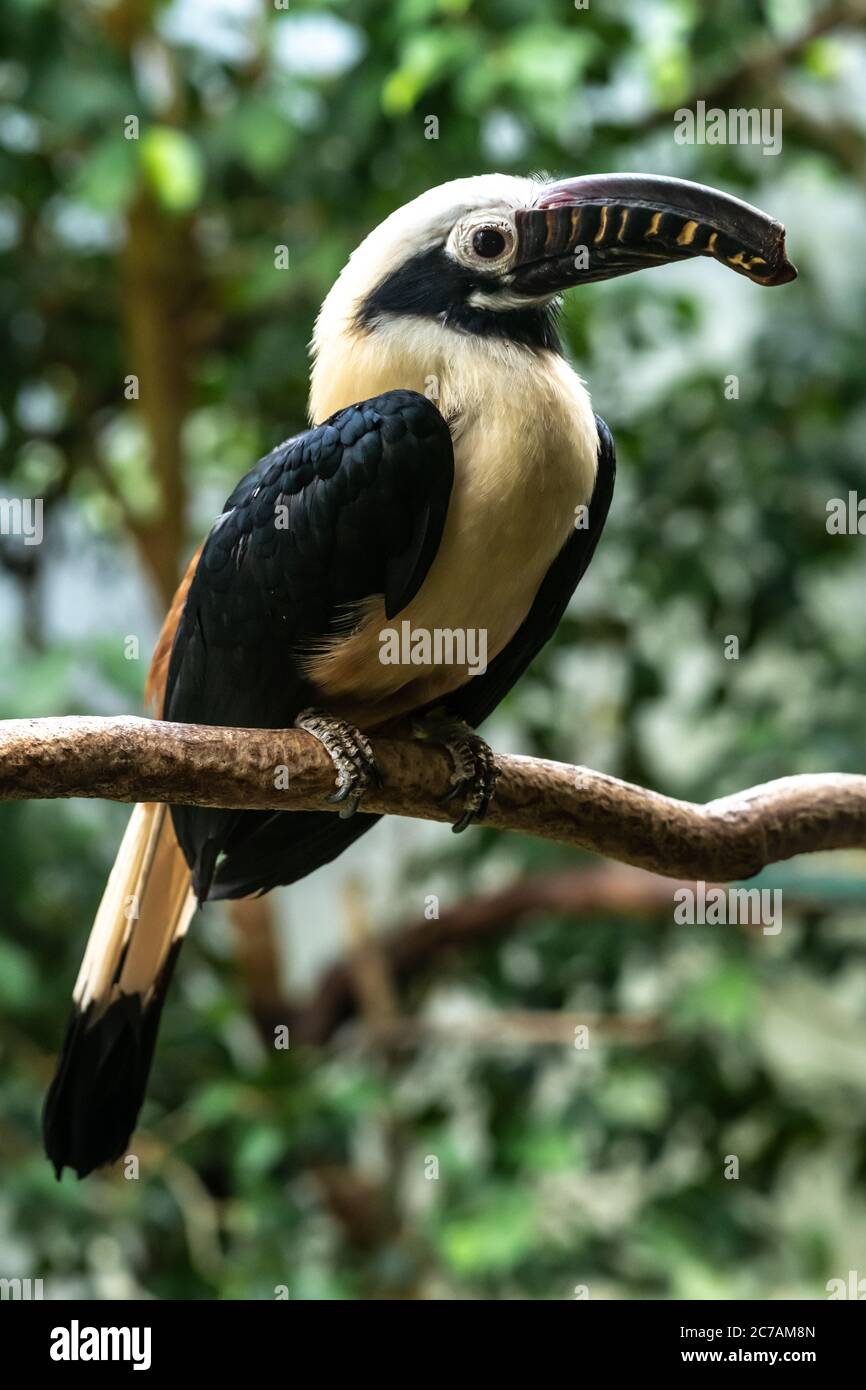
[512,173,796,293]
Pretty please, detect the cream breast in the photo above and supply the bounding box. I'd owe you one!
[304,317,599,726]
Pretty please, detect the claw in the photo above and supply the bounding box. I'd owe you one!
[326,780,353,805]
[451,806,476,835]
[295,708,380,818]
[411,711,500,833]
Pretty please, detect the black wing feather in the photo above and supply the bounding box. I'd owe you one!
[165,389,454,897]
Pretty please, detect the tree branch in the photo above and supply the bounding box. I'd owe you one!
[2,715,865,882]
[287,867,680,1045]
[286,862,855,1046]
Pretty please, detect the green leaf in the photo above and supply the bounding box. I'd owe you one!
[439,1188,536,1276]
[225,99,297,177]
[0,938,38,1009]
[676,962,759,1032]
[139,127,204,213]
[382,30,479,114]
[236,1124,286,1178]
[73,136,138,212]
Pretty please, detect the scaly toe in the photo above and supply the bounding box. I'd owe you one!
[295,708,380,817]
[412,713,500,833]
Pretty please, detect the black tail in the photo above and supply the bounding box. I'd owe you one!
[44,802,194,1179]
[43,942,182,1179]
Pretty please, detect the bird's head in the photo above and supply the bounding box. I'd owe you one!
[310,171,796,421]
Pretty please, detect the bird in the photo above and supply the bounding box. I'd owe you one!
[43,171,796,1178]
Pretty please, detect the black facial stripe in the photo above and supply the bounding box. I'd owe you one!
[355,246,562,353]
[443,300,562,351]
[356,246,461,323]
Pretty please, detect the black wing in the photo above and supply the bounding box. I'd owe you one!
[165,389,454,897]
[206,414,616,901]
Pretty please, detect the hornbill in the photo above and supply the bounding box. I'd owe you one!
[43,172,796,1178]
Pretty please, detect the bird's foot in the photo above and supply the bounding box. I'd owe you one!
[295,708,380,818]
[411,711,500,834]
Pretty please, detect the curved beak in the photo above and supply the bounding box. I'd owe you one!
[512,172,797,293]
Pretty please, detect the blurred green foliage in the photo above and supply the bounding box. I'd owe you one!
[1,0,866,1299]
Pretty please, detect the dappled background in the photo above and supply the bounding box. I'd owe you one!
[2,0,866,1299]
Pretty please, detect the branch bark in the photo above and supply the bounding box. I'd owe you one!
[2,715,865,883]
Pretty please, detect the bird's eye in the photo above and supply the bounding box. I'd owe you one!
[449,217,516,269]
[472,226,508,259]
